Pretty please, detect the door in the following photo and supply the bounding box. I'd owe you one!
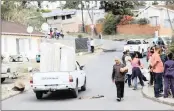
[143,40,148,52]
[16,38,20,54]
[76,61,85,87]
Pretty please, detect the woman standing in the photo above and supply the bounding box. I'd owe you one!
[148,47,155,86]
[125,50,132,87]
[163,53,174,98]
[131,52,144,90]
[112,57,128,102]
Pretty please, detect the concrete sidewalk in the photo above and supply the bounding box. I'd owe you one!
[142,81,174,106]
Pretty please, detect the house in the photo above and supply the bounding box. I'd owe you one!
[135,5,174,36]
[42,9,105,33]
[1,21,45,59]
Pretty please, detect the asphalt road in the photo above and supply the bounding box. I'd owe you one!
[2,40,174,110]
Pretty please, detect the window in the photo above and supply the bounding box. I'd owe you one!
[62,16,65,20]
[54,16,58,20]
[127,40,141,44]
[66,15,72,19]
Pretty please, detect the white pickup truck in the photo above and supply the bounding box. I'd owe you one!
[30,42,87,99]
[124,39,149,58]
[30,61,86,99]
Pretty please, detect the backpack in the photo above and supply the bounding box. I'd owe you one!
[165,64,174,78]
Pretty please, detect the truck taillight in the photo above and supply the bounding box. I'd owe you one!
[69,75,73,82]
[30,76,33,84]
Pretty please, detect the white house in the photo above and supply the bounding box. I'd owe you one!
[42,9,105,33]
[136,5,174,28]
[1,21,45,59]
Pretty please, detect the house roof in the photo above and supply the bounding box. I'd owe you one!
[154,5,174,11]
[135,5,174,17]
[1,21,44,37]
[42,9,76,18]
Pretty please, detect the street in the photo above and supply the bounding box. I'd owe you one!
[2,40,174,110]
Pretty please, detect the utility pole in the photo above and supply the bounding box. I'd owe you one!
[81,1,85,33]
[91,6,94,38]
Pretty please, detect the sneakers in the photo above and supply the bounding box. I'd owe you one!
[155,94,163,98]
[117,98,121,102]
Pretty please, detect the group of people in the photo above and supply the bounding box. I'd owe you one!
[50,28,64,39]
[147,45,174,98]
[112,45,174,102]
[112,50,147,102]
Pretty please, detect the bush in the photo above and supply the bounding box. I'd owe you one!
[152,1,159,5]
[78,34,83,38]
[103,12,120,35]
[137,18,149,25]
[40,9,52,13]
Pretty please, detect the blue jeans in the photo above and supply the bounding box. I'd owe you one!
[154,72,163,97]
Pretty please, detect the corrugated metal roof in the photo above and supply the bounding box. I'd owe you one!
[42,9,76,18]
[1,21,44,37]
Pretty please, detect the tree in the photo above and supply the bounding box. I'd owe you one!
[100,1,134,16]
[21,0,27,8]
[63,0,80,9]
[103,12,122,35]
[37,1,42,9]
[152,1,159,5]
[1,1,46,31]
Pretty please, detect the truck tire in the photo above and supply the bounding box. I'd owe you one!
[81,77,86,91]
[35,91,43,99]
[1,78,5,83]
[72,81,78,98]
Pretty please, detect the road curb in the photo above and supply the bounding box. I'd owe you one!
[141,86,174,106]
[1,86,30,101]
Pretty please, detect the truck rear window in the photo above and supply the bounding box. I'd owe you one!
[127,40,141,44]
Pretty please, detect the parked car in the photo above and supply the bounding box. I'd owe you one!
[1,64,11,83]
[124,39,149,58]
[36,55,40,63]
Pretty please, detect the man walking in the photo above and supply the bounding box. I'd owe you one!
[151,46,164,98]
[112,57,128,102]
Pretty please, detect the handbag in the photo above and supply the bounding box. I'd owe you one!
[165,64,174,78]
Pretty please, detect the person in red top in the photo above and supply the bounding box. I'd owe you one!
[150,46,164,98]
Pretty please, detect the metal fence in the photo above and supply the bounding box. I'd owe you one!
[75,38,88,53]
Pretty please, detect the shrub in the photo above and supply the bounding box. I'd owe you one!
[78,34,83,38]
[137,18,149,25]
[40,9,52,13]
[103,12,122,35]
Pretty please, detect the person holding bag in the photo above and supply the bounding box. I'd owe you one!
[163,53,174,98]
[112,57,128,102]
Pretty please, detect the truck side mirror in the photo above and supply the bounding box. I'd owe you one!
[80,66,85,70]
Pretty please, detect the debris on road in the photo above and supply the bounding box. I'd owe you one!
[78,95,104,100]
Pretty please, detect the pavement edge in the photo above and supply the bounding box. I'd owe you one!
[141,86,174,106]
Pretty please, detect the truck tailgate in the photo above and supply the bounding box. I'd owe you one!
[124,45,140,52]
[32,72,70,85]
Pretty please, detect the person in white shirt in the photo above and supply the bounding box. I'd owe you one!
[90,39,94,53]
[125,50,132,87]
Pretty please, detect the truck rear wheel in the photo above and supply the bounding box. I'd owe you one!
[81,77,86,91]
[1,78,5,83]
[35,91,43,99]
[72,81,78,98]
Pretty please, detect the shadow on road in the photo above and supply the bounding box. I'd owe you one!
[40,90,83,101]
